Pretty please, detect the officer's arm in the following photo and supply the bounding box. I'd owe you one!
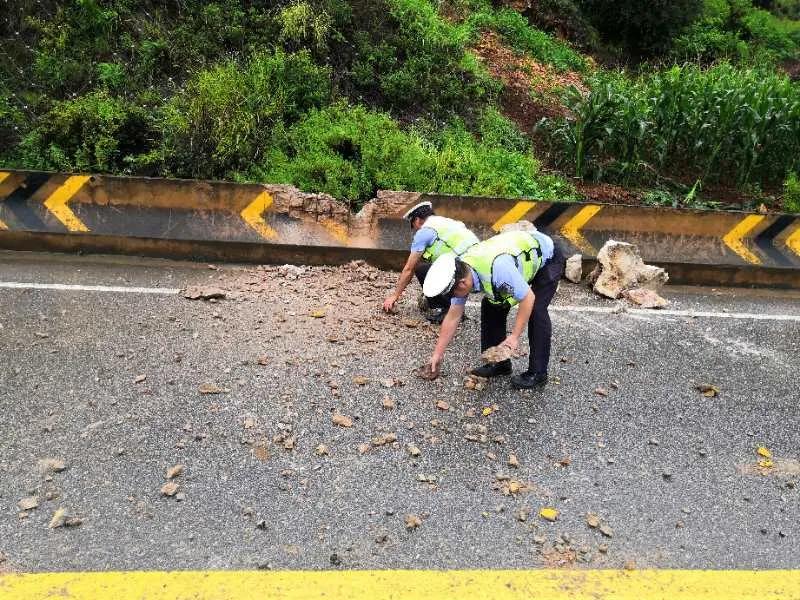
[384,251,423,311]
[430,302,465,372]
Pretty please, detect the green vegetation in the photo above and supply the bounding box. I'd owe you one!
[541,64,800,189]
[1,0,799,210]
[784,172,800,213]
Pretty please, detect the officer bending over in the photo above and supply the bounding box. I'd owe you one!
[382,201,479,324]
[423,228,565,389]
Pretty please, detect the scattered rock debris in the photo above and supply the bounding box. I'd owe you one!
[623,288,669,309]
[481,344,515,364]
[565,254,583,283]
[49,508,82,529]
[198,383,227,395]
[539,507,559,522]
[37,458,66,476]
[414,363,439,381]
[404,514,422,530]
[695,384,720,398]
[161,482,179,497]
[166,464,184,479]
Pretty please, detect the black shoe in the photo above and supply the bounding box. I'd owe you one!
[471,360,512,378]
[511,371,548,389]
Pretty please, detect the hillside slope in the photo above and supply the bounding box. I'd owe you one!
[1,0,799,212]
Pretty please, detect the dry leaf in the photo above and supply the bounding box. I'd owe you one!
[508,454,520,468]
[594,386,608,397]
[482,407,493,417]
[759,459,774,469]
[539,507,559,522]
[405,514,422,530]
[161,482,179,496]
[414,363,439,381]
[310,310,326,318]
[134,374,147,384]
[404,320,420,328]
[380,379,396,388]
[48,508,67,528]
[757,447,772,458]
[198,383,226,394]
[165,464,184,479]
[332,413,353,428]
[436,400,450,411]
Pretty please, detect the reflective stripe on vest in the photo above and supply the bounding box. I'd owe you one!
[420,216,479,261]
[461,231,542,306]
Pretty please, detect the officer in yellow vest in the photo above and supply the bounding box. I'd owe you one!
[382,201,479,324]
[422,229,565,389]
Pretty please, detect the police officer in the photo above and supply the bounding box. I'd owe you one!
[423,228,565,389]
[382,201,479,324]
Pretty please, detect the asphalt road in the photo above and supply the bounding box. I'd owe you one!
[0,250,799,573]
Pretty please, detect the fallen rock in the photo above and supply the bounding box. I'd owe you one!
[17,497,39,511]
[586,513,600,528]
[414,363,439,381]
[406,444,421,457]
[404,514,422,530]
[382,396,396,410]
[588,240,668,299]
[565,254,583,283]
[622,288,669,309]
[314,444,330,456]
[481,344,515,364]
[332,413,353,428]
[37,458,66,476]
[371,432,397,446]
[161,482,179,496]
[183,286,226,301]
[165,464,184,479]
[499,220,536,233]
[198,383,227,395]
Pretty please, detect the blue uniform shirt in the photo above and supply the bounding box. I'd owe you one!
[410,227,437,252]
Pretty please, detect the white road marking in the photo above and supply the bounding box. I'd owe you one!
[464,301,800,322]
[1,281,798,322]
[0,281,180,295]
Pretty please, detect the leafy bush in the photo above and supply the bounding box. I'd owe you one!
[784,172,800,213]
[540,64,800,187]
[579,0,704,57]
[160,50,331,179]
[14,91,154,173]
[245,103,575,206]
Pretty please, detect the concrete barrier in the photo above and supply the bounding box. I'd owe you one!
[1,169,799,288]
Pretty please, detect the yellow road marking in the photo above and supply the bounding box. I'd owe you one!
[43,175,91,232]
[560,204,602,254]
[786,224,800,258]
[722,215,765,265]
[319,217,349,245]
[492,201,537,232]
[0,172,10,229]
[2,569,800,599]
[240,190,277,239]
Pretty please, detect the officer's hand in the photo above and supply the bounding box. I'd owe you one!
[501,335,519,353]
[430,352,443,375]
[382,295,398,313]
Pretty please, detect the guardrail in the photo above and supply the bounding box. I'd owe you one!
[1,169,798,288]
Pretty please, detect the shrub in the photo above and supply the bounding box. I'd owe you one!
[14,91,154,173]
[578,0,704,57]
[160,49,331,179]
[244,103,575,206]
[784,172,800,213]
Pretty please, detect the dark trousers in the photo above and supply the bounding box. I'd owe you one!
[480,248,565,375]
[415,261,450,311]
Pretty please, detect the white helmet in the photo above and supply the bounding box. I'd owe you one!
[423,253,457,298]
[402,201,433,221]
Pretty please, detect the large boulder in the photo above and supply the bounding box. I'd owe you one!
[588,240,668,299]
